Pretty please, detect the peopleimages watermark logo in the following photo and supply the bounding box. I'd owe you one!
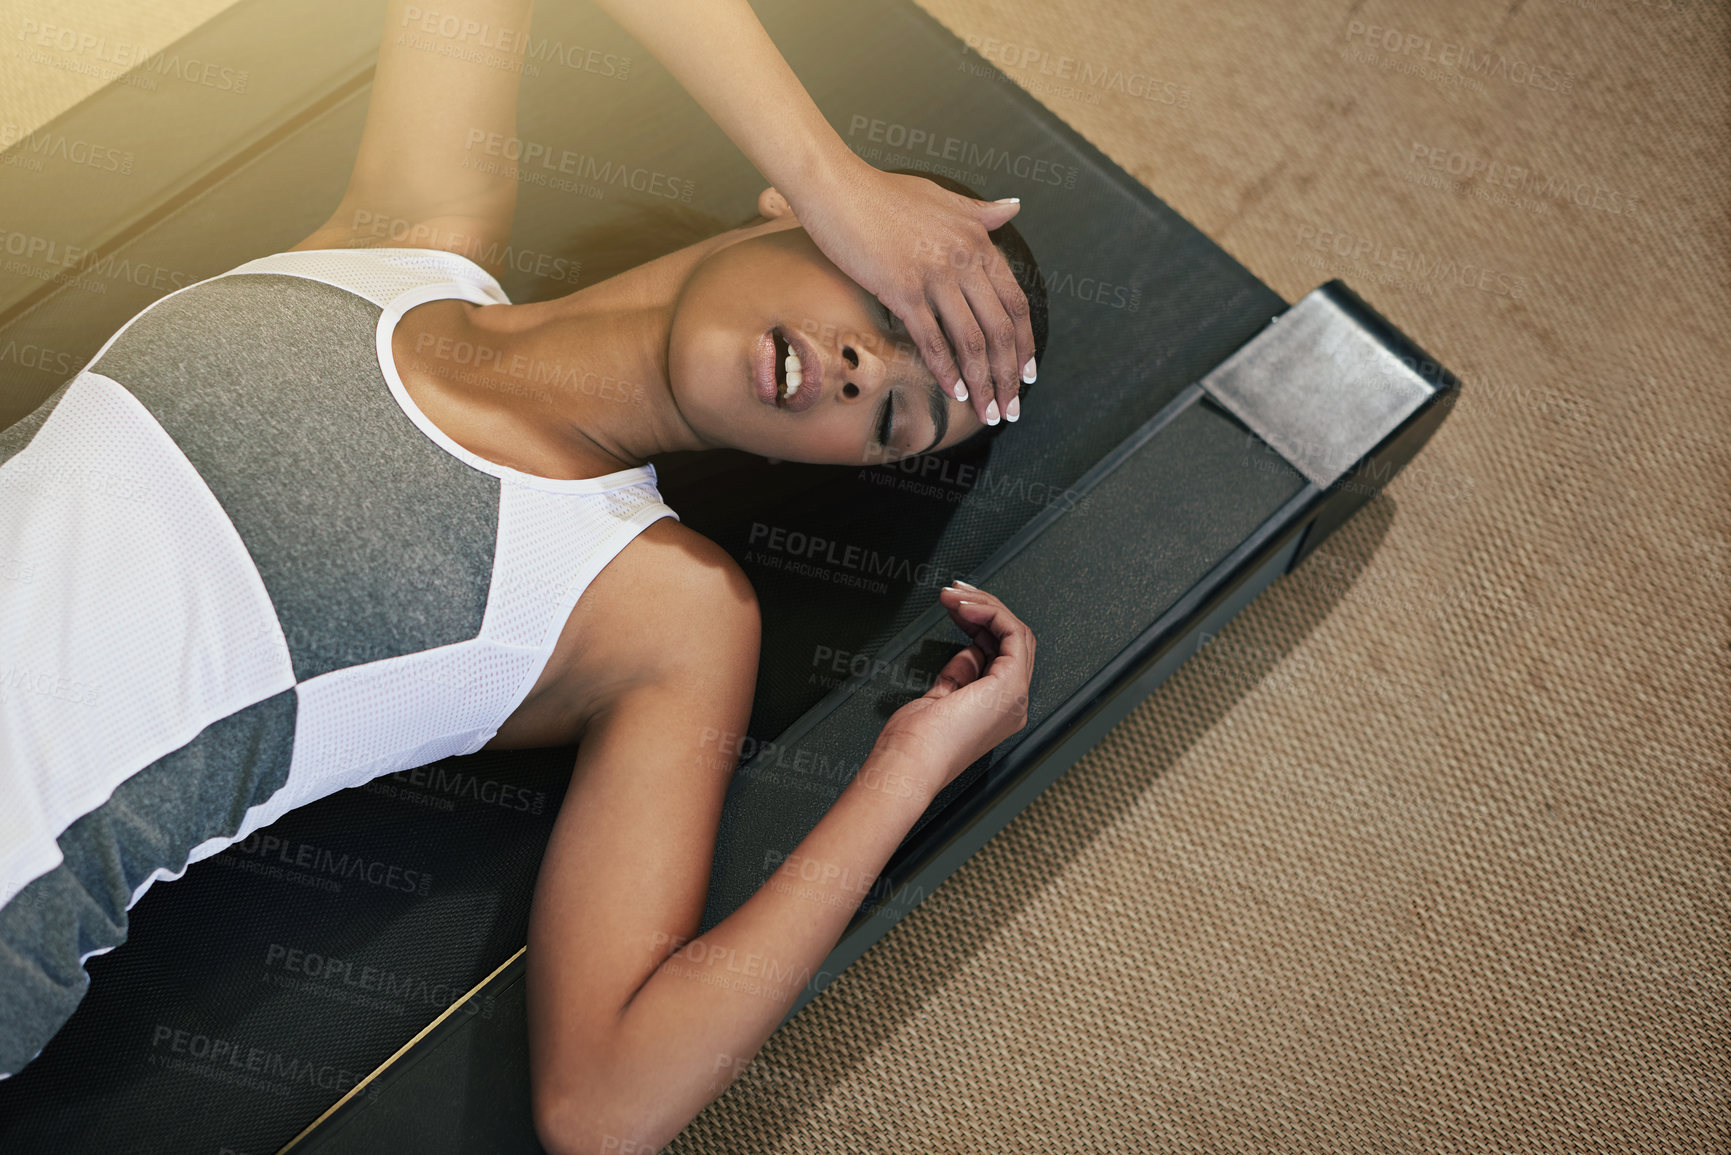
[1342,19,1576,96]
[846,115,1079,189]
[1294,223,1529,300]
[0,660,98,706]
[407,329,648,408]
[648,924,876,1011]
[348,210,582,284]
[396,5,633,79]
[0,123,134,174]
[462,129,695,202]
[227,832,432,896]
[1400,141,1640,216]
[746,521,996,596]
[262,943,497,1019]
[0,451,151,504]
[957,34,1192,108]
[856,454,1093,517]
[148,1025,367,1098]
[0,227,199,296]
[16,18,250,92]
[374,761,548,816]
[1239,429,1477,503]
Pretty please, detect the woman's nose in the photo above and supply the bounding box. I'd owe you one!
[838,329,900,401]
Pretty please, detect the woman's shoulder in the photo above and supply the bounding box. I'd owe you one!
[617,516,758,619]
[571,516,758,676]
[506,517,756,744]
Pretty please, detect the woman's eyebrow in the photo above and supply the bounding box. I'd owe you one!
[920,375,949,453]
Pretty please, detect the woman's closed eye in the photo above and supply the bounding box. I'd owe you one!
[875,300,898,451]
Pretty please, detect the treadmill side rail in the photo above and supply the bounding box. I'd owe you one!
[817,280,1462,1016]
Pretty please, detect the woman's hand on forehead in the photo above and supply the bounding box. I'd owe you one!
[789,164,1036,427]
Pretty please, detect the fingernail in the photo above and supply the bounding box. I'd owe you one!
[985,399,1000,425]
[1022,357,1037,383]
[954,579,980,589]
[1006,396,1020,422]
[993,197,1020,204]
[953,378,968,402]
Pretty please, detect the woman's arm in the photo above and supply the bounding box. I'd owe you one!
[298,0,1035,424]
[526,539,1032,1153]
[292,0,533,262]
[584,0,849,224]
[529,687,941,1155]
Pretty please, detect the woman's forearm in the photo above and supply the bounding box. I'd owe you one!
[559,746,938,1151]
[586,0,869,204]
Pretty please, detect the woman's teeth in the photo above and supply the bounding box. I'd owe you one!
[781,344,804,401]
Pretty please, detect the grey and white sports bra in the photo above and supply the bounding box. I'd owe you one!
[0,246,679,916]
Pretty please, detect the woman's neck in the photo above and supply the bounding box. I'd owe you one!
[450,225,756,473]
[477,238,706,471]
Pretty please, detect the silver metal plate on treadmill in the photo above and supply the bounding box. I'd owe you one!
[1199,286,1434,489]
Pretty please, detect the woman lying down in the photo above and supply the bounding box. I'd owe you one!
[0,0,1049,1148]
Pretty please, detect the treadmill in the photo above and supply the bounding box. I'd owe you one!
[0,1,1458,1151]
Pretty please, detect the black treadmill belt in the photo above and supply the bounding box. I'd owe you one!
[0,0,1400,1152]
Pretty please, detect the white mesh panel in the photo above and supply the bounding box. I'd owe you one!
[0,372,294,910]
[220,479,680,843]
[483,479,681,651]
[220,248,509,308]
[278,638,541,810]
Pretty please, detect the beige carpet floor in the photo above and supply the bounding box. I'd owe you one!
[670,0,1730,1150]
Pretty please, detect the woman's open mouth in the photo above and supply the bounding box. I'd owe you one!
[754,326,822,413]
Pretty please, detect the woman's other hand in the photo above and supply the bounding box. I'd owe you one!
[791,163,1038,428]
[872,581,1035,799]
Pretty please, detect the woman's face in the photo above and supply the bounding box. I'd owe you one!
[666,207,985,466]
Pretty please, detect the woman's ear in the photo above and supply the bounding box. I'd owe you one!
[756,186,796,221]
